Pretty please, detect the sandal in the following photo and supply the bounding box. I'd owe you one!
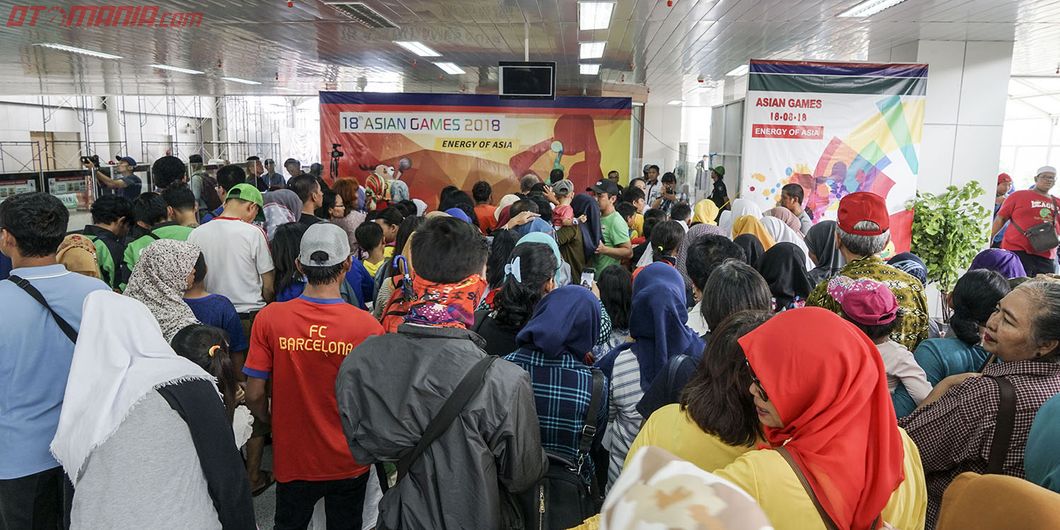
[251,470,275,497]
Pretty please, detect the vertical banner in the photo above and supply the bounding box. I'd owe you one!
[320,93,632,208]
[740,60,928,253]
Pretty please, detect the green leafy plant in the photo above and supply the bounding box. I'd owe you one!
[908,181,989,294]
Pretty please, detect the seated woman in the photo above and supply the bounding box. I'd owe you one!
[473,243,556,356]
[892,269,1010,416]
[504,286,608,483]
[52,291,254,529]
[900,280,1060,527]
[715,307,927,530]
[755,242,812,312]
[595,262,704,487]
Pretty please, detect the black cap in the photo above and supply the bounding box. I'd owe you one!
[591,179,620,196]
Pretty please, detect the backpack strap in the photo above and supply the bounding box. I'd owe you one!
[146,230,161,240]
[8,275,78,343]
[578,369,605,456]
[987,375,1017,475]
[666,354,691,403]
[396,356,497,482]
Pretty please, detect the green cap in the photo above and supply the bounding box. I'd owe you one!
[226,183,266,222]
[712,166,726,177]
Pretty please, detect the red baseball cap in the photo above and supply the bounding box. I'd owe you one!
[837,192,889,236]
[998,173,1012,184]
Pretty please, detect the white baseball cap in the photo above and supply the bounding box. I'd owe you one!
[298,223,350,267]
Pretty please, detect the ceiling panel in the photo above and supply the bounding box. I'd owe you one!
[0,0,1057,96]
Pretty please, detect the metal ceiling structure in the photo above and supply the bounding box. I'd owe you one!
[0,0,1058,96]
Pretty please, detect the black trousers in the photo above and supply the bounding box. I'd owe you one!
[0,466,72,530]
[275,473,368,530]
[1013,250,1058,277]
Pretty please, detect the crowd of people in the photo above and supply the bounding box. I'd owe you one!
[2,157,1060,530]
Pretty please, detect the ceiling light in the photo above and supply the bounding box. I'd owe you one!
[726,64,749,77]
[838,0,910,18]
[394,41,440,57]
[668,100,683,106]
[222,77,262,85]
[580,64,600,75]
[580,41,606,59]
[34,43,121,60]
[434,62,465,75]
[578,2,615,31]
[150,64,203,75]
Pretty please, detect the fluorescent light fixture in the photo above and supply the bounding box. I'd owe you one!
[578,2,615,31]
[580,64,600,75]
[838,0,910,18]
[668,100,683,106]
[34,43,121,60]
[150,64,203,75]
[579,41,606,59]
[222,77,262,85]
[726,64,749,77]
[394,41,440,57]
[434,62,465,75]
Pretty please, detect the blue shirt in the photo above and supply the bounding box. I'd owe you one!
[0,253,11,280]
[275,267,369,310]
[184,293,249,352]
[892,337,990,417]
[200,205,225,224]
[116,174,142,200]
[0,264,108,479]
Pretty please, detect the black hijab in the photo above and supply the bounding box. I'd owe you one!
[571,193,602,261]
[733,233,765,267]
[756,242,813,311]
[805,220,843,285]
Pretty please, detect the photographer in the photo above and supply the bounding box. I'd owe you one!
[650,172,683,214]
[85,156,142,200]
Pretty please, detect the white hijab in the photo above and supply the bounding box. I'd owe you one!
[721,198,763,237]
[760,216,814,270]
[51,291,213,482]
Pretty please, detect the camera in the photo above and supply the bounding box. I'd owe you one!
[81,154,101,167]
[330,143,343,159]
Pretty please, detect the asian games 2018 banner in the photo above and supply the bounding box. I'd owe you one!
[740,60,928,253]
[320,92,632,208]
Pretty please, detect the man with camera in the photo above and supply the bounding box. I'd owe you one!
[84,156,142,201]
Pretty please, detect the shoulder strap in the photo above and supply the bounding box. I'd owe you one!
[396,356,497,482]
[579,369,605,455]
[8,275,78,343]
[777,446,840,530]
[987,375,1017,475]
[666,354,690,403]
[146,230,161,240]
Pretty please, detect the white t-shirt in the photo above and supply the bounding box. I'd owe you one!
[187,217,274,313]
[687,302,709,337]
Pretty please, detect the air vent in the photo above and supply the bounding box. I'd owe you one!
[324,2,398,29]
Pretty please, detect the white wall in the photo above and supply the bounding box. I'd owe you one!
[640,85,683,173]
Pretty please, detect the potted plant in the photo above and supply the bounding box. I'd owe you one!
[907,181,990,317]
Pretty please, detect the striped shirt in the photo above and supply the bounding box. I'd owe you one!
[604,347,646,488]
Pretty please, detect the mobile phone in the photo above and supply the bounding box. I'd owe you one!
[580,268,595,289]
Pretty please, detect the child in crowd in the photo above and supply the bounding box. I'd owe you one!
[648,220,684,268]
[182,253,249,360]
[355,221,386,277]
[828,276,933,412]
[616,202,638,239]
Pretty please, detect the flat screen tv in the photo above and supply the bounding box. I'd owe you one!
[499,61,556,100]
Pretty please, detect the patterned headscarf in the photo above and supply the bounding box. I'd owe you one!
[124,239,202,342]
[403,275,488,329]
[57,234,100,279]
[888,252,928,286]
[263,189,301,240]
[764,207,803,235]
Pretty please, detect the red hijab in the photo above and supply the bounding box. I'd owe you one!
[738,307,905,530]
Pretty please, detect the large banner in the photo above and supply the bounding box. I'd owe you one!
[740,60,928,253]
[320,92,632,208]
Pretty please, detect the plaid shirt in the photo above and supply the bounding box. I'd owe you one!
[504,348,608,476]
[900,360,1060,527]
[807,255,930,351]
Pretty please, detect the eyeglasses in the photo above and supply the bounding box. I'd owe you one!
[746,360,768,402]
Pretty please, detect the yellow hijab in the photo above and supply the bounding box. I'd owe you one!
[692,200,720,226]
[732,215,776,250]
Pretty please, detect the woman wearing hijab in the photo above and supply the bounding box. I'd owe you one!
[720,198,764,237]
[691,199,720,226]
[504,286,608,482]
[676,201,726,277]
[764,207,804,236]
[124,239,202,343]
[732,216,776,250]
[970,248,1027,279]
[52,291,255,529]
[596,262,705,487]
[57,234,101,279]
[493,193,521,225]
[568,193,602,274]
[756,242,813,311]
[734,234,765,266]
[263,189,302,241]
[805,220,844,285]
[888,252,928,286]
[716,307,927,530]
[760,216,814,270]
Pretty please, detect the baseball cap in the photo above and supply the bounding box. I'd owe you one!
[188,154,203,165]
[837,192,889,236]
[591,179,620,197]
[226,183,266,222]
[997,173,1012,184]
[553,179,574,197]
[1037,166,1057,177]
[827,276,899,326]
[299,223,351,267]
[118,156,137,166]
[713,166,726,177]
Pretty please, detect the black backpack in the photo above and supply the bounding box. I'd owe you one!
[516,369,606,529]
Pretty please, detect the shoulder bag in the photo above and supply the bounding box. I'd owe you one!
[986,375,1017,475]
[777,445,879,530]
[8,275,78,343]
[1008,197,1060,253]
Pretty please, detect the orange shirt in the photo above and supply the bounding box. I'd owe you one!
[474,204,497,234]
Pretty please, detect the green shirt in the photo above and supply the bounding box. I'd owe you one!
[806,254,930,351]
[121,223,194,290]
[595,211,631,275]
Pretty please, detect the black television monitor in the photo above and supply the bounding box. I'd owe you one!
[499,61,556,100]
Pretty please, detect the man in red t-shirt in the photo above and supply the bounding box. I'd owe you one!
[244,223,384,530]
[992,165,1059,276]
[472,180,497,235]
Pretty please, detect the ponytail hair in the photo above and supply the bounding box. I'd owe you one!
[950,269,1010,346]
[171,324,239,421]
[493,243,557,329]
[650,220,685,258]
